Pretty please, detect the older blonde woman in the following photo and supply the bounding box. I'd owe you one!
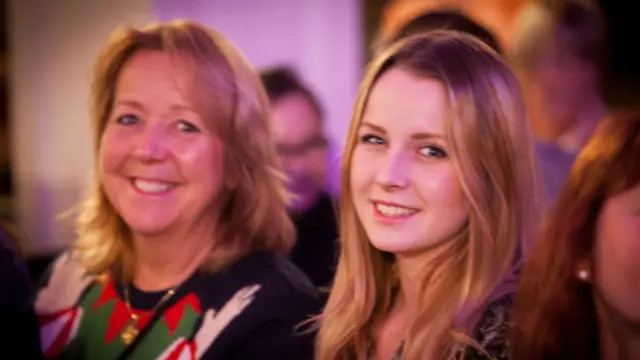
[35,21,319,360]
[316,31,542,360]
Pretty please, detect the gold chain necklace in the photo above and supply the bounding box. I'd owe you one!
[121,285,177,345]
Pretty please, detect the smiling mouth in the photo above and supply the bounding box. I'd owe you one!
[373,202,420,218]
[131,178,177,194]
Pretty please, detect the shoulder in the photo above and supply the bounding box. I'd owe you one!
[35,252,95,315]
[36,252,88,286]
[0,225,33,306]
[200,250,320,321]
[466,292,514,360]
[226,251,318,296]
[197,252,320,359]
[0,223,26,271]
[0,227,45,358]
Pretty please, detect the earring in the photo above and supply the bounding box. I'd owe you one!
[577,269,590,282]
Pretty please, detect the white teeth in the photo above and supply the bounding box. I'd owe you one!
[375,204,417,217]
[133,179,173,193]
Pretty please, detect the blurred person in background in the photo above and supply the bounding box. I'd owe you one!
[376,0,523,53]
[512,109,640,360]
[260,67,338,293]
[0,221,43,359]
[512,0,608,199]
[35,21,318,360]
[373,9,503,55]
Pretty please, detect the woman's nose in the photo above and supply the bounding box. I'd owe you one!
[131,124,168,162]
[374,150,410,190]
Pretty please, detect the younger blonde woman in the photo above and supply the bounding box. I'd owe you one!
[316,31,541,360]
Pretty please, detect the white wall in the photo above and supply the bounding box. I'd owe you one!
[9,0,363,255]
[8,0,155,255]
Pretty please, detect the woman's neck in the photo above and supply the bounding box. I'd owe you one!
[395,245,452,313]
[600,326,640,360]
[556,97,607,153]
[131,227,214,291]
[597,301,640,360]
[376,246,457,360]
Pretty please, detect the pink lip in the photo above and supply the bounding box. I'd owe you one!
[373,200,419,209]
[371,200,420,225]
[128,176,176,182]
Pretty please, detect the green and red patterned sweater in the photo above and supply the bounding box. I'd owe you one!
[37,251,320,360]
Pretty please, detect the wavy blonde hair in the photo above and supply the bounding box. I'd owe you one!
[316,31,542,360]
[72,20,294,280]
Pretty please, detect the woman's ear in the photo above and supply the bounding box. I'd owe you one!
[223,154,240,190]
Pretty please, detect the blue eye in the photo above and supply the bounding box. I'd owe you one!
[116,114,139,126]
[177,120,200,133]
[419,145,447,158]
[360,134,385,145]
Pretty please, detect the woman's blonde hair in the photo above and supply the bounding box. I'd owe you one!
[316,31,542,360]
[73,20,294,279]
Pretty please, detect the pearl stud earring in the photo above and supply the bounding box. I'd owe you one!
[577,269,590,281]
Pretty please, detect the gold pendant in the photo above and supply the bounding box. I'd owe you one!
[121,317,140,345]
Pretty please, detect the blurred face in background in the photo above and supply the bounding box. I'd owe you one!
[271,93,328,213]
[532,38,599,134]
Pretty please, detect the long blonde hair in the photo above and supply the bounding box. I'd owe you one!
[73,20,294,280]
[316,31,542,360]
